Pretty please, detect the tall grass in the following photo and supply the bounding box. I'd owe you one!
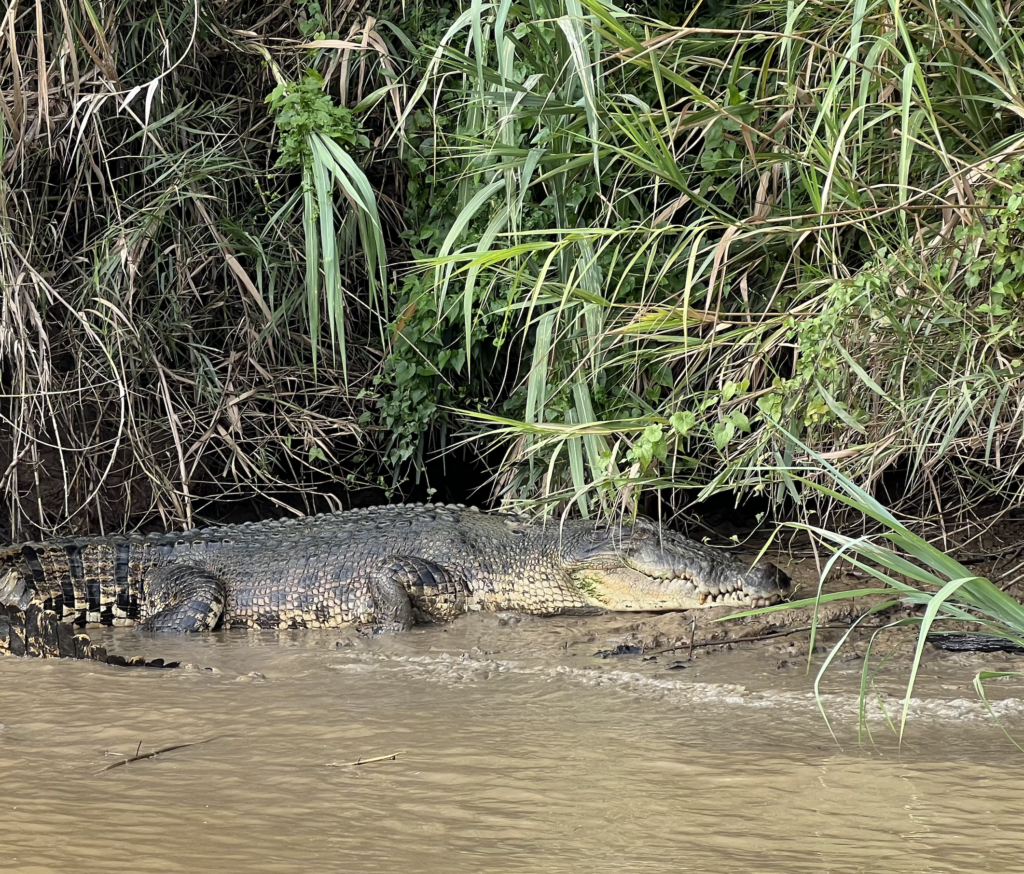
[0,0,402,535]
[744,436,1024,739]
[396,0,1024,523]
[2,0,1022,539]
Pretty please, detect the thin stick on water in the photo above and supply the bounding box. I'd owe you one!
[100,736,223,772]
[327,750,406,768]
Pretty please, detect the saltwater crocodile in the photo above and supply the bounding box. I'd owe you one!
[0,504,789,664]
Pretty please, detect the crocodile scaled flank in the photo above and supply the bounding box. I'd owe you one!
[0,504,789,663]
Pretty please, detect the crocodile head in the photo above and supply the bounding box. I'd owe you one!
[560,517,789,611]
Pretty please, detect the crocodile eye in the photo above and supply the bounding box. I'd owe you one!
[629,517,659,538]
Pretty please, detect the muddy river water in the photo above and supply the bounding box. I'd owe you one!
[2,612,1023,873]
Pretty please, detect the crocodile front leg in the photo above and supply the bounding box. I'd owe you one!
[140,564,227,632]
[354,557,469,633]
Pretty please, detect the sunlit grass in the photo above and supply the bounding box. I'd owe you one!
[402,0,1024,523]
[2,0,1022,543]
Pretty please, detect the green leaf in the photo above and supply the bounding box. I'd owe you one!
[670,411,696,436]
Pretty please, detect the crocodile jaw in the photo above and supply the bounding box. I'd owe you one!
[573,568,784,612]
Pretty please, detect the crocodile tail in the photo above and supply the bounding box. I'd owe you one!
[0,604,178,668]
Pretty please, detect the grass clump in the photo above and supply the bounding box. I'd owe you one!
[1,0,1023,544]
[0,0,400,536]
[389,0,1024,524]
[741,439,1024,740]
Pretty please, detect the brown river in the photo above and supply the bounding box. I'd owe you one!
[2,612,1023,873]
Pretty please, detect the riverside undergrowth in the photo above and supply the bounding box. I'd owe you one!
[1,0,1022,539]
[0,0,402,536]
[387,0,1024,527]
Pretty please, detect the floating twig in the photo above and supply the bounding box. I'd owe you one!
[327,750,406,768]
[100,735,222,772]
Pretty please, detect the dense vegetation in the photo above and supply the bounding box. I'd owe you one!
[1,0,1022,539]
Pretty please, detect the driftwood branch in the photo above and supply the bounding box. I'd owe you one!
[99,736,222,772]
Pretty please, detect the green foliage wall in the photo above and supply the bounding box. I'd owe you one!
[1,0,1022,536]
[375,0,1024,521]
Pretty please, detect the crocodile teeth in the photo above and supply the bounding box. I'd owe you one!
[688,584,783,608]
[699,590,782,608]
